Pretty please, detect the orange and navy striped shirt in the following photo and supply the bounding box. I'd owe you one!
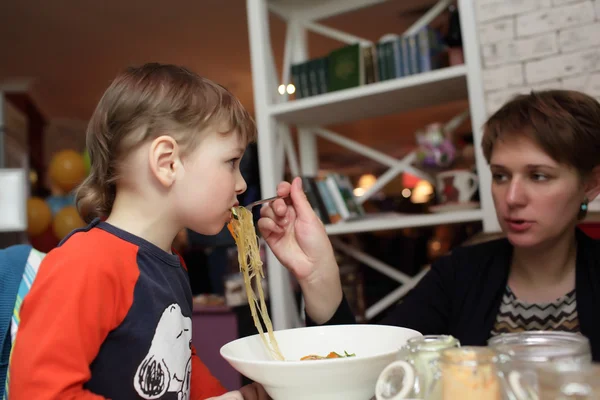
[9,219,227,400]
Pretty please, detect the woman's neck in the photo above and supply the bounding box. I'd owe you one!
[509,229,577,302]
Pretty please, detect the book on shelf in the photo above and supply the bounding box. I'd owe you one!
[301,173,365,225]
[289,25,448,99]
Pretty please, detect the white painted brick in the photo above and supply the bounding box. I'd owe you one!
[481,42,506,67]
[595,0,600,18]
[562,74,589,90]
[525,47,600,83]
[516,1,595,37]
[482,33,558,67]
[486,80,562,115]
[483,64,525,91]
[559,23,600,53]
[476,0,548,23]
[530,79,563,90]
[478,18,516,45]
[562,72,600,96]
[486,89,520,115]
[552,0,588,5]
[514,32,558,61]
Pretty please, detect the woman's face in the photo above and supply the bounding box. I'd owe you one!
[490,135,586,248]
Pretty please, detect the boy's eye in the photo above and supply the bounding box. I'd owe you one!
[229,158,240,166]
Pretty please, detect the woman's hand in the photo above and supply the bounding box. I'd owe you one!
[206,382,270,400]
[258,177,344,323]
[239,382,271,400]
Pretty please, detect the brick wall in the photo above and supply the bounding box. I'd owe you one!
[475,0,600,115]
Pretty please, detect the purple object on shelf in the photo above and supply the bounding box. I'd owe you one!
[191,304,242,391]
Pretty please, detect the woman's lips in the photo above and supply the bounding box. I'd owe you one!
[505,218,534,232]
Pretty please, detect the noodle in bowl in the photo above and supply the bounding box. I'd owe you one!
[220,324,422,400]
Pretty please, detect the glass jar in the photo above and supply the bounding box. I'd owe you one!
[536,362,600,399]
[375,335,460,400]
[433,346,502,400]
[489,331,591,364]
[488,331,592,400]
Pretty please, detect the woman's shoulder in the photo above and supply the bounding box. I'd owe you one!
[452,232,510,259]
[433,234,512,275]
[576,228,600,264]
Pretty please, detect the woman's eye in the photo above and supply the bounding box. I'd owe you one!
[492,173,508,182]
[531,173,548,181]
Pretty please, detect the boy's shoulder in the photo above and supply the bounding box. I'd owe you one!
[42,225,140,278]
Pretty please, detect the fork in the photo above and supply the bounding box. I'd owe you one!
[245,195,288,210]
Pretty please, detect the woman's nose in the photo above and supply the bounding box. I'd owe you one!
[506,179,527,207]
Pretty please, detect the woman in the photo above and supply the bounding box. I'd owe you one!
[258,90,600,361]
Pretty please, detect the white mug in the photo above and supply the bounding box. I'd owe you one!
[436,170,478,204]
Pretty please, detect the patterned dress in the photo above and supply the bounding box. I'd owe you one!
[491,286,579,336]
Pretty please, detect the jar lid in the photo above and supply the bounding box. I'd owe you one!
[488,331,591,363]
[441,346,498,366]
[407,335,460,352]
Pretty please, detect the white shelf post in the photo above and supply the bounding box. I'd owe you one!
[247,0,495,328]
[247,0,300,330]
[458,0,499,232]
[288,20,319,176]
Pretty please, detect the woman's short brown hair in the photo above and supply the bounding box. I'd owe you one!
[482,90,600,177]
[75,63,256,223]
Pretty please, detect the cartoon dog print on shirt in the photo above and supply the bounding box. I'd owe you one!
[134,303,193,400]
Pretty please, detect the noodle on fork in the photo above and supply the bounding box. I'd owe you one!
[227,206,285,361]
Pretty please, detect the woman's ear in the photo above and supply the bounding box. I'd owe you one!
[149,135,181,188]
[584,165,600,203]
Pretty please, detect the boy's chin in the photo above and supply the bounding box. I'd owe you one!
[189,222,228,236]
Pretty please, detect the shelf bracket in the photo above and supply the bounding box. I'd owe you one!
[403,0,453,37]
[365,268,429,320]
[331,238,429,320]
[310,126,433,203]
[302,21,373,46]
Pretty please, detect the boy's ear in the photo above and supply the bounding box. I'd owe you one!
[149,135,181,188]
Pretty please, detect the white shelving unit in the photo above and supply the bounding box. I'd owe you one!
[325,209,484,236]
[246,0,495,331]
[270,64,468,125]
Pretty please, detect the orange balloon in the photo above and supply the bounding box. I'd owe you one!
[48,149,87,193]
[27,197,52,236]
[52,205,85,240]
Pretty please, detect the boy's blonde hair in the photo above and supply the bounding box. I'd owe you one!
[76,63,256,223]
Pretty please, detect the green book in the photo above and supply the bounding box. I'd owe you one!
[327,43,364,92]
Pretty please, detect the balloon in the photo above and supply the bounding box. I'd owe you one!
[48,149,87,193]
[82,149,91,175]
[26,197,52,236]
[29,225,60,253]
[46,194,75,216]
[52,205,85,241]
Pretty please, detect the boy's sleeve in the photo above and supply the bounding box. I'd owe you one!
[190,345,228,399]
[8,245,136,399]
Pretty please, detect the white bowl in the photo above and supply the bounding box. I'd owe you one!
[220,324,422,400]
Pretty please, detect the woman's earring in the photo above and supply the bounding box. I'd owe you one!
[578,197,589,220]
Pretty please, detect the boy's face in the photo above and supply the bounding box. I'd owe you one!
[174,126,247,235]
